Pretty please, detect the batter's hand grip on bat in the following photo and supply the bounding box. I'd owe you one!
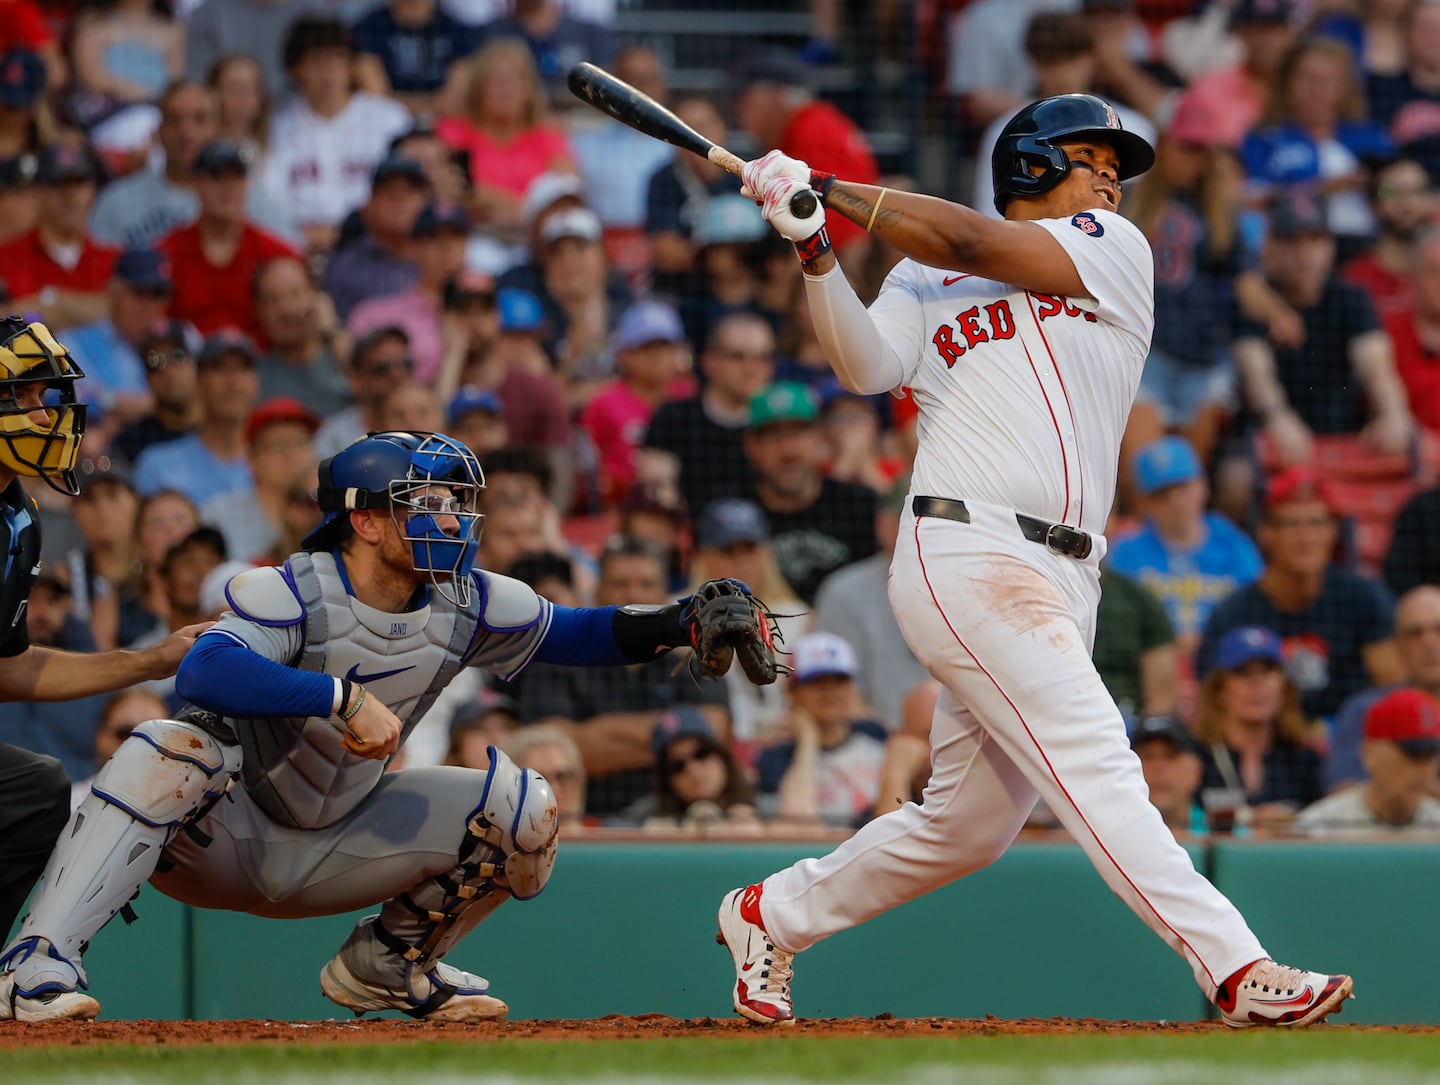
[568,62,819,221]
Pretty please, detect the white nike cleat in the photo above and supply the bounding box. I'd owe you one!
[320,955,508,1022]
[716,883,795,1026]
[1217,959,1354,1027]
[0,937,101,1022]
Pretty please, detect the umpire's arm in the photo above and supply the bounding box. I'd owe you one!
[0,622,211,702]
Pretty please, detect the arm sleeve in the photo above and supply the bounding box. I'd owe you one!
[802,260,921,395]
[1033,210,1155,345]
[535,604,688,667]
[174,630,338,719]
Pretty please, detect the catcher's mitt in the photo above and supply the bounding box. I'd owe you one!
[680,578,782,685]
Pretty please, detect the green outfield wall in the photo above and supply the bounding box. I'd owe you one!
[76,839,1439,1024]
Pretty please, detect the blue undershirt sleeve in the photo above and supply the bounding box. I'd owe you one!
[534,605,632,667]
[175,632,337,719]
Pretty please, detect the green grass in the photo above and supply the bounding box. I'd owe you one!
[10,1033,1440,1084]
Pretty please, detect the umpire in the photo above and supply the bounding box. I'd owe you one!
[0,316,208,940]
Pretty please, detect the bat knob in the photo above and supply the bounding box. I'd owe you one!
[789,189,818,219]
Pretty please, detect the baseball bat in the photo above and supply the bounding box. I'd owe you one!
[567,62,818,220]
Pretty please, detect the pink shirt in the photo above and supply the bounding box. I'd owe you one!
[581,381,654,500]
[347,287,442,383]
[435,117,574,196]
[1182,66,1264,150]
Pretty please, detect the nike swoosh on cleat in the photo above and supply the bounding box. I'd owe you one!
[346,662,417,684]
[1252,986,1314,1007]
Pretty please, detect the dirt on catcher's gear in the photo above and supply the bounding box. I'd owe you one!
[680,578,784,685]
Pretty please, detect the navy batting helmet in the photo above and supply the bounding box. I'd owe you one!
[304,430,485,605]
[991,94,1154,215]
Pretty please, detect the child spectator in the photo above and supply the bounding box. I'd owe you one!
[1130,714,1208,835]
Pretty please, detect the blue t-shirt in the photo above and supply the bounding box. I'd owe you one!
[351,6,482,94]
[65,320,150,408]
[1149,195,1250,369]
[1241,121,1396,188]
[133,433,254,508]
[1196,568,1394,720]
[1106,514,1264,640]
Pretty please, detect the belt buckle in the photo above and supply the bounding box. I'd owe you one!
[1045,523,1091,559]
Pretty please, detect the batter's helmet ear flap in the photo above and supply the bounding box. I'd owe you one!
[991,94,1155,215]
[0,316,88,496]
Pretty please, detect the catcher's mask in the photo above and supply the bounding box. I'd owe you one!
[0,316,87,496]
[991,93,1154,215]
[304,431,485,607]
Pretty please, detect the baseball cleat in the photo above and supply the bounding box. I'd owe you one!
[0,937,101,1022]
[716,883,795,1026]
[1216,959,1354,1027]
[320,955,508,1022]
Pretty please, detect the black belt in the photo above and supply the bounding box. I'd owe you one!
[912,496,1094,560]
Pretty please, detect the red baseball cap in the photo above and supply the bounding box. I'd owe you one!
[1364,688,1440,755]
[245,396,320,446]
[1263,466,1333,515]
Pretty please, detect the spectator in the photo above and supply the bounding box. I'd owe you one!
[0,571,108,780]
[1380,227,1440,433]
[89,81,219,249]
[535,206,631,386]
[1080,0,1177,123]
[1340,157,1433,322]
[946,0,1078,130]
[1194,625,1325,829]
[1107,437,1264,654]
[732,47,878,262]
[819,385,903,495]
[446,387,508,459]
[0,49,48,159]
[125,525,225,707]
[511,535,729,818]
[1094,568,1180,721]
[66,688,170,810]
[133,328,260,507]
[485,0,614,107]
[207,54,269,164]
[1369,0,1440,170]
[157,138,302,340]
[201,396,319,562]
[1327,584,1440,792]
[611,707,758,832]
[68,0,183,120]
[507,550,577,607]
[0,142,116,330]
[58,463,143,652]
[0,151,38,244]
[504,723,587,828]
[1199,468,1401,721]
[644,94,735,293]
[742,382,878,605]
[437,269,500,393]
[674,194,771,356]
[351,0,482,117]
[109,320,201,467]
[580,299,690,505]
[321,153,427,321]
[252,256,351,415]
[1230,191,1413,471]
[313,326,414,459]
[640,310,776,519]
[377,381,445,432]
[1296,687,1440,832]
[64,249,173,442]
[124,487,200,634]
[1178,0,1297,153]
[1240,36,1393,242]
[444,688,524,769]
[688,498,808,751]
[261,15,411,252]
[814,479,928,731]
[390,118,468,208]
[1314,0,1409,93]
[759,632,889,829]
[258,460,321,566]
[617,482,688,593]
[1131,714,1208,835]
[184,0,328,100]
[348,200,468,382]
[437,37,574,231]
[474,495,549,577]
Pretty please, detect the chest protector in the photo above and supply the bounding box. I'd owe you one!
[236,552,477,829]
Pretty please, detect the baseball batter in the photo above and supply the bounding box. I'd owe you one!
[716,95,1353,1028]
[0,430,778,1022]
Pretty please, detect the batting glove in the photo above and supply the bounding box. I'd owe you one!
[741,150,810,201]
[761,175,831,260]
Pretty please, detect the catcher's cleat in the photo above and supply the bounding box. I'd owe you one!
[716,884,795,1026]
[319,954,508,1022]
[0,937,101,1022]
[1216,959,1354,1027]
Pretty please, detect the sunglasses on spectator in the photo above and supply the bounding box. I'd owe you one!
[145,349,193,371]
[666,747,719,776]
[361,357,415,376]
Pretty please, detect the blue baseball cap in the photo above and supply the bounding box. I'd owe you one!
[413,201,469,238]
[496,288,544,334]
[792,631,859,683]
[114,248,173,292]
[698,498,769,548]
[612,300,685,352]
[1132,436,1202,496]
[1214,626,1284,672]
[0,49,45,110]
[447,386,503,425]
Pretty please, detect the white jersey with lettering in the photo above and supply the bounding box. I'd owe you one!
[871,207,1153,536]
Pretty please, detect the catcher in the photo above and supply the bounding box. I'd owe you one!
[0,430,779,1023]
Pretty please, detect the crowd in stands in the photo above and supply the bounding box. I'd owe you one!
[2,0,1440,841]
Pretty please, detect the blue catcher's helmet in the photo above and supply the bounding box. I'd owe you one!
[990,94,1154,215]
[303,431,485,606]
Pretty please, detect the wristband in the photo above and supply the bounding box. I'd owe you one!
[808,170,836,204]
[793,224,833,263]
[339,683,366,723]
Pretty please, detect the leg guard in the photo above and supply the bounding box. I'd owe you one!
[0,719,240,1006]
[328,747,557,1019]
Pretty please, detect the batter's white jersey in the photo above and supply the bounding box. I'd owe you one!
[870,207,1153,535]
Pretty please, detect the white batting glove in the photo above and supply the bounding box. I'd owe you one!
[761,175,826,242]
[741,150,810,202]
